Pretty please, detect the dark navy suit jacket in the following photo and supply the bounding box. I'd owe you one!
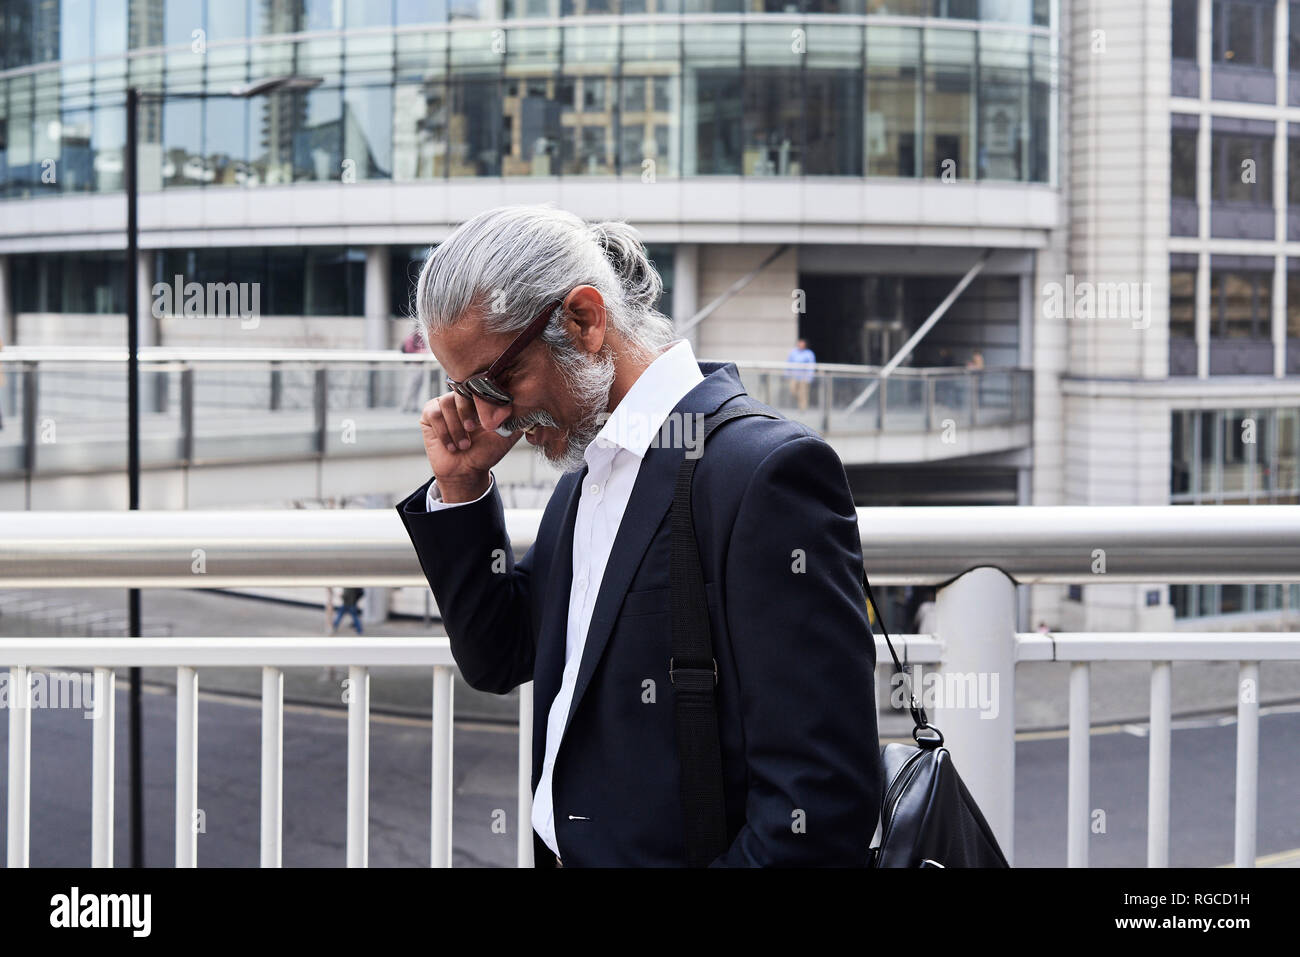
[394,360,882,866]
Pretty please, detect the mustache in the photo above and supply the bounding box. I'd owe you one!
[494,409,560,437]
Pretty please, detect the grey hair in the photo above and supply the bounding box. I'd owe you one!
[414,203,677,363]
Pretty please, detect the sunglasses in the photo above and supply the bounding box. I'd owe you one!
[444,296,565,406]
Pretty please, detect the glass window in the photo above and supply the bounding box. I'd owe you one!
[743,25,804,177]
[1173,0,1199,60]
[58,107,95,193]
[448,77,504,176]
[1278,408,1299,496]
[1222,409,1251,493]
[1211,268,1271,338]
[1289,270,1300,338]
[867,26,920,177]
[1172,410,1194,494]
[164,0,204,48]
[32,72,60,197]
[977,31,1029,181]
[1029,34,1050,183]
[560,24,616,176]
[683,23,742,176]
[1213,0,1274,68]
[1199,410,1219,494]
[1170,267,1197,338]
[804,25,864,176]
[207,0,249,41]
[344,83,393,179]
[394,80,450,179]
[205,97,247,186]
[398,0,451,24]
[95,0,129,57]
[293,87,344,182]
[245,89,289,185]
[6,76,35,199]
[1171,126,1198,199]
[924,29,975,180]
[1213,131,1272,204]
[1293,2,1300,72]
[162,97,204,187]
[304,0,344,30]
[266,247,305,315]
[346,0,393,27]
[1290,135,1300,206]
[619,24,680,178]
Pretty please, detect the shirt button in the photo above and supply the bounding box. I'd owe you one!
[589,484,600,495]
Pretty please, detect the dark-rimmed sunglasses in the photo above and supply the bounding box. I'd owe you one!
[444,296,565,406]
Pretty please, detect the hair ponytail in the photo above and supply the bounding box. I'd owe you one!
[587,220,664,313]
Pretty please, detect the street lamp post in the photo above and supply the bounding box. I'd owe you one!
[122,74,321,868]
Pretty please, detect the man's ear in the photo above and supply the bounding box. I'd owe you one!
[563,285,608,356]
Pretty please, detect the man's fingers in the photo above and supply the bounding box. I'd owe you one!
[420,398,456,454]
[453,391,479,432]
[439,392,471,450]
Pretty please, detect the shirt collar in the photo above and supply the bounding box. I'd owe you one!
[587,339,705,464]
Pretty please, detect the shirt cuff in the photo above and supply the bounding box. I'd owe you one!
[425,472,495,511]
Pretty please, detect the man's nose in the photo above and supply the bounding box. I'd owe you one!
[473,397,512,432]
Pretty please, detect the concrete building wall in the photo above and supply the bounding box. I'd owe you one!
[694,244,800,364]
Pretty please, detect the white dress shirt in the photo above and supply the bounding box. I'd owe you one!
[423,339,704,857]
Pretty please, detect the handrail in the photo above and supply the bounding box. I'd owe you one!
[2,505,1298,586]
[0,346,1020,377]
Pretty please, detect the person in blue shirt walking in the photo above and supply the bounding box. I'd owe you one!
[785,337,816,411]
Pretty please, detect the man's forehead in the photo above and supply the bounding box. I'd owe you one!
[429,316,512,377]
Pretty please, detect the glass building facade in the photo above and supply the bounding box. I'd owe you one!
[1170,406,1300,618]
[0,0,1056,197]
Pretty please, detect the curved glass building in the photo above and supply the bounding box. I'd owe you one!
[0,2,1054,193]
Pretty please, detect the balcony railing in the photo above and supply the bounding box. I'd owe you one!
[0,348,1031,477]
[2,505,1297,867]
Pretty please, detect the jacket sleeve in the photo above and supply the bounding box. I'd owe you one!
[394,472,536,695]
[710,434,882,866]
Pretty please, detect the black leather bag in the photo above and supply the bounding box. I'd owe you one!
[670,406,1009,868]
[859,576,1010,868]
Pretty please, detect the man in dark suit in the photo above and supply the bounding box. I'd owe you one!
[394,205,881,866]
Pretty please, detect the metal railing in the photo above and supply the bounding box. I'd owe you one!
[0,349,1031,477]
[3,504,1297,868]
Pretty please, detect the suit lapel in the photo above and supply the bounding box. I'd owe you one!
[560,363,747,740]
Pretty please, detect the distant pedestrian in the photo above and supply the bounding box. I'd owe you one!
[965,350,984,370]
[331,586,364,635]
[400,328,427,413]
[785,337,816,411]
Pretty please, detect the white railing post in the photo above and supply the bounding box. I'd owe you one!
[932,567,1017,864]
[1234,661,1260,868]
[91,666,115,867]
[347,665,369,867]
[7,665,31,867]
[1147,662,1172,867]
[517,681,534,868]
[175,665,198,867]
[261,666,284,868]
[1066,662,1090,867]
[431,665,453,868]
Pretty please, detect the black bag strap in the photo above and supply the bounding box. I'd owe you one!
[671,405,779,866]
[671,405,942,866]
[859,570,941,744]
